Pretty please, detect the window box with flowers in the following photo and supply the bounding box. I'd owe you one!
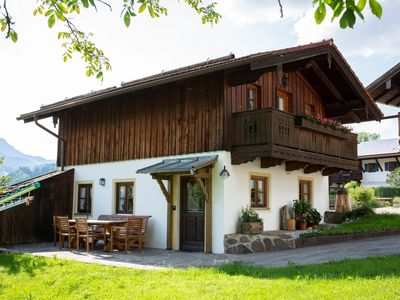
[240,207,263,234]
[295,114,352,139]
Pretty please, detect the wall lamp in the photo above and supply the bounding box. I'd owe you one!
[219,166,230,180]
[190,166,196,176]
[99,178,106,186]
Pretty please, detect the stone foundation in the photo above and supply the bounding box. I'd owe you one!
[224,231,305,254]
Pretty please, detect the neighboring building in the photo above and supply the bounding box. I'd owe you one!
[368,62,400,107]
[358,138,400,187]
[18,40,382,253]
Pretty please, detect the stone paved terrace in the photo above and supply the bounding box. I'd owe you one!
[2,235,400,269]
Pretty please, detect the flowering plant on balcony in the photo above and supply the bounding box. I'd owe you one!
[299,113,352,133]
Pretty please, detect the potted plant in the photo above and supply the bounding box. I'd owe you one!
[287,205,296,231]
[293,199,312,230]
[240,207,263,234]
[309,208,322,229]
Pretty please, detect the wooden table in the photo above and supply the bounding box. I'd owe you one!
[69,219,127,252]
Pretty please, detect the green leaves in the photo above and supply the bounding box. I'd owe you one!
[314,0,383,28]
[48,14,56,28]
[124,11,131,27]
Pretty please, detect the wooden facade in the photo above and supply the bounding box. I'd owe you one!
[0,170,74,245]
[58,74,225,166]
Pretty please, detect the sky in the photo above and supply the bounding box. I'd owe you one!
[0,0,399,160]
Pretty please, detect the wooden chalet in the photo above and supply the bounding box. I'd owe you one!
[17,40,382,253]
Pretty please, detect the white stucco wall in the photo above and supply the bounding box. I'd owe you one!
[66,151,329,254]
[361,158,395,187]
[222,153,329,235]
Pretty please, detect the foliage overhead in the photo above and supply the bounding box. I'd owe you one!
[0,0,383,80]
[356,131,380,144]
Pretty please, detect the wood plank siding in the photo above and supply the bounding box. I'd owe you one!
[227,71,325,116]
[59,74,225,166]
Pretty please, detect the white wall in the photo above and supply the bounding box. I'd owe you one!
[361,158,395,187]
[222,153,329,235]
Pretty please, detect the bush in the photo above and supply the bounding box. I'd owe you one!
[344,180,359,191]
[393,197,400,205]
[344,206,375,220]
[348,186,379,208]
[374,186,400,198]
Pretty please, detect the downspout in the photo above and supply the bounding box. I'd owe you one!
[34,115,65,171]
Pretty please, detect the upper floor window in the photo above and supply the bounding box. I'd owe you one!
[277,90,292,113]
[116,182,134,214]
[385,161,400,172]
[364,163,379,173]
[250,175,268,208]
[247,84,261,111]
[299,180,312,203]
[304,103,316,115]
[77,184,92,214]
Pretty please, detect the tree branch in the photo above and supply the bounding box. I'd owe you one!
[278,0,283,18]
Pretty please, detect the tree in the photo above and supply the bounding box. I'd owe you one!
[0,0,383,80]
[357,132,381,144]
[387,168,400,187]
[0,157,10,193]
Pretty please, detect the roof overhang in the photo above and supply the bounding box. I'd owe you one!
[136,155,218,175]
[359,154,400,160]
[367,63,400,107]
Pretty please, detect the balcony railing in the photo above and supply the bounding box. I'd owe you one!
[232,108,357,162]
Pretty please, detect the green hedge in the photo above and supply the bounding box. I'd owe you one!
[374,186,400,198]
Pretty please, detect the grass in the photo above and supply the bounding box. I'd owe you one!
[301,213,400,238]
[1,253,400,299]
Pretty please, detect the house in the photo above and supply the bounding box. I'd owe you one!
[358,138,400,187]
[368,62,400,107]
[17,40,382,253]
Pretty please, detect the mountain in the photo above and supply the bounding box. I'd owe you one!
[0,138,56,183]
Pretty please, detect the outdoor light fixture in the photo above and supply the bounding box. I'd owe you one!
[219,166,230,180]
[99,178,106,186]
[190,166,196,176]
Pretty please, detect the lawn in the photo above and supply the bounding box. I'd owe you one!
[301,213,400,238]
[1,253,400,299]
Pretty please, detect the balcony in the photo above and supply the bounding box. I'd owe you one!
[231,108,358,173]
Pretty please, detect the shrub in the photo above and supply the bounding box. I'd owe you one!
[344,180,359,191]
[387,168,400,186]
[348,186,378,208]
[374,186,400,198]
[393,197,400,205]
[383,201,391,207]
[241,207,261,222]
[344,206,375,220]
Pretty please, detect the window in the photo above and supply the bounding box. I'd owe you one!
[250,175,268,208]
[116,182,134,214]
[364,163,379,173]
[277,90,292,113]
[304,103,315,115]
[385,161,400,172]
[247,84,260,111]
[299,180,312,203]
[77,184,92,214]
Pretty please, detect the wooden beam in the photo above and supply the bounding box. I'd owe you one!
[285,161,307,172]
[304,164,324,174]
[155,178,171,203]
[322,167,341,176]
[387,95,400,107]
[375,158,383,172]
[194,177,209,203]
[260,157,283,168]
[193,173,211,179]
[205,177,212,253]
[307,60,345,102]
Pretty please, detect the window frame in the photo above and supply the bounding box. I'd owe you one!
[77,183,92,214]
[115,181,134,214]
[385,161,400,172]
[246,84,261,111]
[250,175,269,209]
[364,163,379,173]
[276,89,292,113]
[299,179,312,204]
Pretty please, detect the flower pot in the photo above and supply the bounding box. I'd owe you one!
[299,221,307,230]
[287,219,296,231]
[312,224,318,230]
[241,222,263,234]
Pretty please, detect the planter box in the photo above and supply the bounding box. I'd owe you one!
[241,222,263,234]
[295,116,348,139]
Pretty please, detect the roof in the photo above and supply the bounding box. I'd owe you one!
[367,62,400,107]
[136,155,218,175]
[358,138,400,158]
[17,39,382,123]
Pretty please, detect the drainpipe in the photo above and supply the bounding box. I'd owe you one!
[34,115,65,171]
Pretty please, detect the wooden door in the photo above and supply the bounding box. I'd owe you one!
[180,177,205,251]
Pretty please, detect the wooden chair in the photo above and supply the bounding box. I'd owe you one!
[53,215,68,246]
[57,216,76,250]
[111,217,143,253]
[75,217,91,252]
